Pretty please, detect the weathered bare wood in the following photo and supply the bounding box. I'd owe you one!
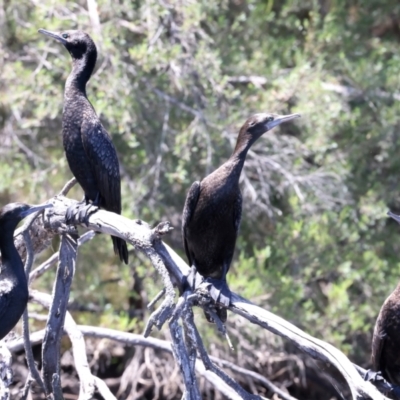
[39,195,387,399]
[41,234,77,396]
[6,325,274,400]
[22,228,45,394]
[31,291,117,400]
[13,204,59,264]
[230,295,385,400]
[181,295,259,400]
[169,296,201,400]
[0,343,12,400]
[29,230,96,284]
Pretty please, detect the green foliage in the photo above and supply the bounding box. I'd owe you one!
[3,0,400,369]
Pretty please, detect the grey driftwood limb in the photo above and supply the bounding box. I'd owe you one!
[0,343,12,400]
[41,195,387,400]
[41,233,78,396]
[168,296,201,400]
[0,193,389,399]
[29,230,96,285]
[22,225,46,393]
[30,290,117,400]
[6,325,275,400]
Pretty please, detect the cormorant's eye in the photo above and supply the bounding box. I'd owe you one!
[62,33,69,39]
[267,116,274,122]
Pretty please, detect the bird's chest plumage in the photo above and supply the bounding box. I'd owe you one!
[193,185,238,230]
[186,173,241,278]
[62,99,98,199]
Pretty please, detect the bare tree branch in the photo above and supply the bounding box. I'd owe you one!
[42,234,78,396]
[29,230,96,284]
[1,193,389,399]
[30,290,117,400]
[0,343,12,400]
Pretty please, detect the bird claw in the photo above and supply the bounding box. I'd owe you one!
[364,369,384,382]
[65,202,99,227]
[201,278,231,307]
[196,278,230,324]
[184,266,204,291]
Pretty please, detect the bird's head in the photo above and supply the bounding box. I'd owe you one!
[38,29,97,62]
[0,203,52,231]
[235,112,301,153]
[242,112,301,138]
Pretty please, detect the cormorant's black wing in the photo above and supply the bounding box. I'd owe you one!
[182,181,201,266]
[233,191,242,235]
[0,288,13,339]
[371,310,386,372]
[81,119,121,214]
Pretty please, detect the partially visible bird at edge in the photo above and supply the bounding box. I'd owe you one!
[182,112,301,323]
[0,202,52,340]
[38,28,128,264]
[370,210,400,385]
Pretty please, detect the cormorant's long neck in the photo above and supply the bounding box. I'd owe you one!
[65,51,96,97]
[227,131,258,178]
[0,226,24,278]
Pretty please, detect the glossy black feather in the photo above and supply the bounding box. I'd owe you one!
[39,29,128,264]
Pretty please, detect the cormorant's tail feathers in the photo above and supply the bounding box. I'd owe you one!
[112,235,129,264]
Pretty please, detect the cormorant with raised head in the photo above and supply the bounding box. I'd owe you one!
[38,29,128,264]
[0,202,52,340]
[182,112,300,322]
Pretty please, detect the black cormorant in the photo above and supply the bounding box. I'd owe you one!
[371,282,400,385]
[0,202,52,340]
[38,28,128,264]
[371,210,400,383]
[182,113,301,322]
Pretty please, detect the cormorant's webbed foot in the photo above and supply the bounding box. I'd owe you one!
[204,278,231,307]
[363,369,400,397]
[183,266,204,292]
[65,201,99,227]
[364,369,384,383]
[199,278,231,324]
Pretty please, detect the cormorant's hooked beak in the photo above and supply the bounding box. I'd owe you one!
[388,211,400,224]
[38,29,67,45]
[20,203,53,218]
[267,113,301,130]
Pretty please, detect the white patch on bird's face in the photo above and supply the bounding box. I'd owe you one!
[0,279,13,294]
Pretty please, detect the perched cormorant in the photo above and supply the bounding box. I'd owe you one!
[371,282,400,385]
[0,202,52,340]
[371,210,400,383]
[182,112,300,322]
[38,29,128,264]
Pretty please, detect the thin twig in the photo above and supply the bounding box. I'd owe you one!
[20,375,33,400]
[168,297,201,400]
[59,178,77,196]
[22,226,45,393]
[31,291,117,400]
